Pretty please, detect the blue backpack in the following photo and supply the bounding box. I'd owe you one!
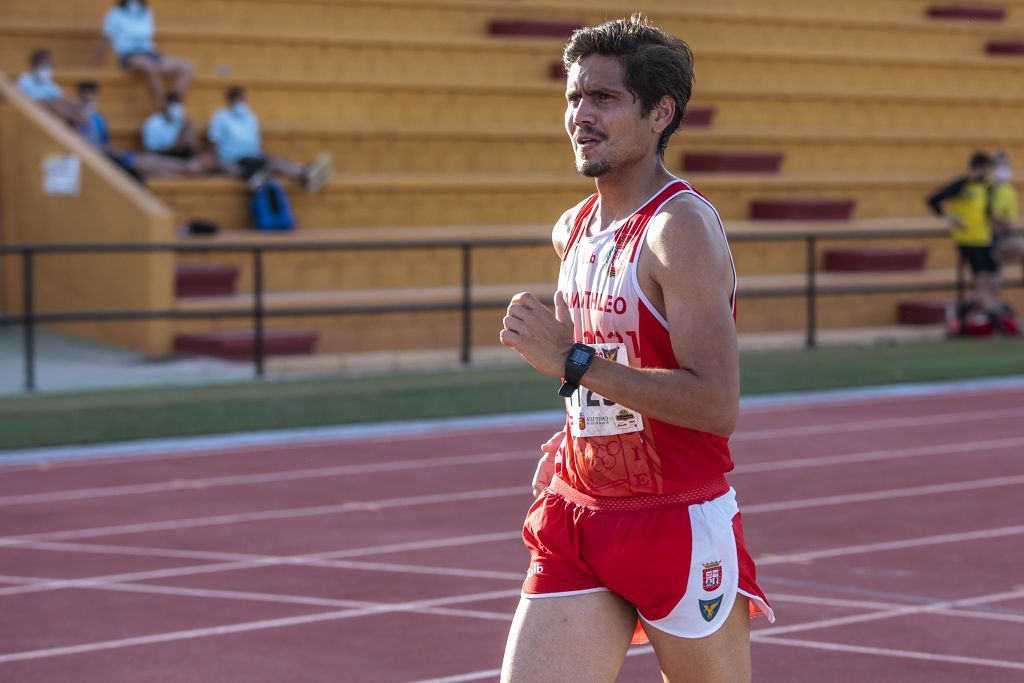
[249,181,295,231]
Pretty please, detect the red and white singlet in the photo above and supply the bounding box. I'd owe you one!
[556,178,738,498]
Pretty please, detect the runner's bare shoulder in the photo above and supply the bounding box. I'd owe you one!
[644,192,732,290]
[552,196,594,259]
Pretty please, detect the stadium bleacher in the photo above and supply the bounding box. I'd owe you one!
[1,0,1023,363]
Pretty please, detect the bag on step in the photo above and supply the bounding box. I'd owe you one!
[249,180,295,231]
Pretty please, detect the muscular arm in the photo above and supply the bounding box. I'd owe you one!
[926,177,966,217]
[575,197,739,436]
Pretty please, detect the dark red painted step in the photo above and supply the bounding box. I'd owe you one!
[175,264,240,298]
[898,300,953,325]
[986,41,1024,55]
[548,61,569,79]
[682,106,715,127]
[683,152,783,173]
[750,198,856,221]
[927,5,1007,21]
[824,248,928,272]
[489,19,584,39]
[174,330,318,361]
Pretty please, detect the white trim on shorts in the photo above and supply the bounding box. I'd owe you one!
[521,587,611,600]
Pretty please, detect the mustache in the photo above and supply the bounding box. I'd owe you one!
[574,127,608,142]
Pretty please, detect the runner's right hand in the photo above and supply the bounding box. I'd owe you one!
[532,430,565,497]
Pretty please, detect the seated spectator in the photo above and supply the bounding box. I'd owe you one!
[75,81,110,147]
[94,0,194,109]
[16,49,85,126]
[71,80,196,182]
[208,86,332,191]
[142,93,216,174]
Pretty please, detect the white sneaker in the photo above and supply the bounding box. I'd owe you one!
[302,152,333,193]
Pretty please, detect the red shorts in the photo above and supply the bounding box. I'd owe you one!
[521,476,774,640]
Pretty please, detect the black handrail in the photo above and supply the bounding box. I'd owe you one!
[0,229,1016,392]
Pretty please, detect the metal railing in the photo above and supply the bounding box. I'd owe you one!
[0,228,1016,391]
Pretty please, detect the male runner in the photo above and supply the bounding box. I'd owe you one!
[499,14,773,683]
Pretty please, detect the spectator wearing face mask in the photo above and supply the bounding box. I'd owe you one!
[991,151,1024,265]
[16,49,86,126]
[140,92,216,175]
[94,0,195,109]
[70,79,202,183]
[208,86,332,192]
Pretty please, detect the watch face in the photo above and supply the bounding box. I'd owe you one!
[569,347,592,365]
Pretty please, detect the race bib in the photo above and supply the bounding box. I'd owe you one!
[566,343,644,437]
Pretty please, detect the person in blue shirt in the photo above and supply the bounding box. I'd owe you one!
[71,80,199,182]
[16,49,86,126]
[142,92,216,174]
[75,81,110,147]
[208,86,332,191]
[94,0,194,108]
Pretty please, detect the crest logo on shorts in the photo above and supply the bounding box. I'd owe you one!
[579,417,587,430]
[699,596,723,622]
[702,560,723,592]
[599,347,618,362]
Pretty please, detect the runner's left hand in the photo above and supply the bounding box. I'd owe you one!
[532,430,565,497]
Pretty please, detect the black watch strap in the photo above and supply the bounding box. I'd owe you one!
[558,343,595,397]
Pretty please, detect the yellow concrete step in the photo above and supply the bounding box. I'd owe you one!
[6,0,1024,50]
[102,121,1024,175]
[40,68,1024,133]
[150,170,962,229]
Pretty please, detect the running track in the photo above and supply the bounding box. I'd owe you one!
[2,383,1024,682]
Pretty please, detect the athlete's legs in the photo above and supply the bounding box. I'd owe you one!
[995,236,1024,263]
[643,595,751,683]
[500,591,636,683]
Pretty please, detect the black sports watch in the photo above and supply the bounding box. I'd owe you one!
[558,343,596,397]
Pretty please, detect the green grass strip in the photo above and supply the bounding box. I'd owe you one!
[1,338,1021,451]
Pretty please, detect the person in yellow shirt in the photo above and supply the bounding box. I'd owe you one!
[927,152,1002,323]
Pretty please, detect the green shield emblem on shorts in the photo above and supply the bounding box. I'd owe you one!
[699,596,723,622]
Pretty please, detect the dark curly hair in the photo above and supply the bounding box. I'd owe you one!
[563,13,694,156]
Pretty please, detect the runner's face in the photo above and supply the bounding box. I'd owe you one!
[564,55,653,178]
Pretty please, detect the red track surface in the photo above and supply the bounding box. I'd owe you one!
[2,384,1024,682]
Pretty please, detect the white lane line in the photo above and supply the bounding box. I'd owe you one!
[409,646,656,683]
[753,636,1024,671]
[0,572,518,624]
[321,531,524,560]
[9,460,1024,547]
[412,591,1024,683]
[0,553,523,598]
[743,474,1024,514]
[739,376,1024,412]
[0,587,522,665]
[765,592,1024,625]
[735,435,1024,474]
[0,412,563,470]
[756,590,1024,639]
[0,449,529,507]
[0,486,527,543]
[0,534,526,598]
[733,406,1024,442]
[757,524,1024,566]
[5,378,1023,472]
[9,429,1024,510]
